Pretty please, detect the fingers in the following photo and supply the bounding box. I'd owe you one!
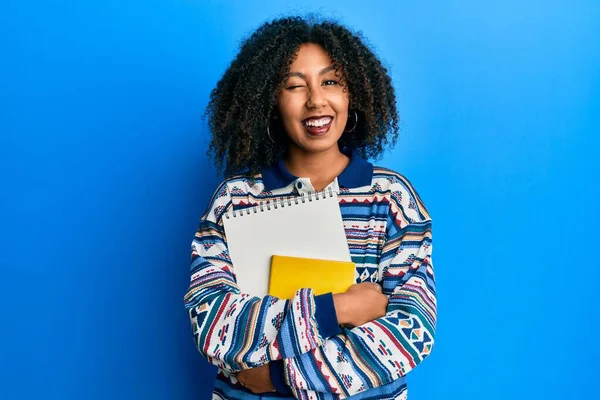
[347,282,383,294]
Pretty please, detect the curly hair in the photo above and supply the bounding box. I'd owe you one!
[206,15,399,176]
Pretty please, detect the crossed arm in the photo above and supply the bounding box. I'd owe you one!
[185,178,436,398]
[240,220,435,398]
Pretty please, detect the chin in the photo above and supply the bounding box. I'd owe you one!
[287,126,344,154]
[299,140,341,154]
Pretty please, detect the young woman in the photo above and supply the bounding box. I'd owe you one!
[184,16,436,400]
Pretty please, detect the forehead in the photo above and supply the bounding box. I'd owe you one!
[289,43,334,71]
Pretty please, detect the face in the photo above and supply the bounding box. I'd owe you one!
[276,43,350,155]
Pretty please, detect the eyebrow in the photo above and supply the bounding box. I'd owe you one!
[288,66,337,79]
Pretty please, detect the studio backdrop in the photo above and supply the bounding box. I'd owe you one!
[1,1,598,399]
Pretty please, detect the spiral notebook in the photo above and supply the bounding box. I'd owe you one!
[222,190,352,297]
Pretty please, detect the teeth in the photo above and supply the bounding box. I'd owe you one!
[304,117,332,127]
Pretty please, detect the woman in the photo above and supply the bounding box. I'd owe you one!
[184,16,436,400]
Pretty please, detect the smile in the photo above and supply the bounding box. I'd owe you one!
[302,116,333,127]
[302,116,333,136]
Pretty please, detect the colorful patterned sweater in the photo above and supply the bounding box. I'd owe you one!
[184,154,436,399]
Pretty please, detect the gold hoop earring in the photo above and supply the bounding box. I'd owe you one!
[344,110,358,133]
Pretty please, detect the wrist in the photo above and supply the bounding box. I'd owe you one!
[269,360,292,395]
[333,293,351,325]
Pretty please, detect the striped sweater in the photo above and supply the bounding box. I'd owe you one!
[184,154,436,399]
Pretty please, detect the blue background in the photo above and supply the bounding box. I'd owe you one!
[1,0,598,399]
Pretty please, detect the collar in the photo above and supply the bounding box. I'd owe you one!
[261,150,374,191]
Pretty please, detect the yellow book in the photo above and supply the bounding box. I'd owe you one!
[269,255,355,299]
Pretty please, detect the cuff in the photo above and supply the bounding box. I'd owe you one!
[314,292,342,339]
[269,360,292,395]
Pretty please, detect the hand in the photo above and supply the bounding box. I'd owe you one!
[334,282,388,327]
[236,364,275,394]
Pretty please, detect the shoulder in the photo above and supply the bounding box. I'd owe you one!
[202,173,269,222]
[209,173,266,198]
[371,165,431,223]
[201,179,231,223]
[222,173,266,197]
[371,166,422,198]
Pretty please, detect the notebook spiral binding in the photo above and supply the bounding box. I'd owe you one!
[224,187,336,219]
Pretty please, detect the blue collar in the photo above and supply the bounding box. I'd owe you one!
[261,151,374,191]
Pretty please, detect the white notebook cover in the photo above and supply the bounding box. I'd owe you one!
[222,191,351,297]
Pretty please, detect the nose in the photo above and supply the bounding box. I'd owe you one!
[306,86,326,109]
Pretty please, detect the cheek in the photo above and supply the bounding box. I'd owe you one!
[331,90,350,109]
[332,95,350,120]
[277,96,300,119]
[276,105,296,134]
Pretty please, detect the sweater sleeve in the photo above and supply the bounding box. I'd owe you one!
[280,177,437,399]
[183,181,341,373]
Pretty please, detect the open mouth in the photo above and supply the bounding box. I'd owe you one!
[302,116,333,135]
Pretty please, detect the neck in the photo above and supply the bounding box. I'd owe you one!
[284,145,350,191]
